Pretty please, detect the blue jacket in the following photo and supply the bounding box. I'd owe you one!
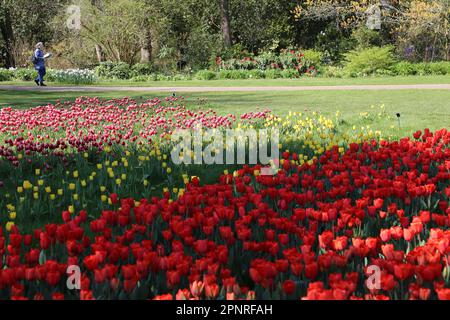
[34,49,45,68]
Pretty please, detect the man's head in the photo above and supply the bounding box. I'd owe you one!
[35,42,44,50]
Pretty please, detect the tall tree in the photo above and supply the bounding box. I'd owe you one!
[91,0,105,63]
[140,28,153,63]
[0,1,15,67]
[0,0,68,67]
[78,0,152,64]
[219,0,232,47]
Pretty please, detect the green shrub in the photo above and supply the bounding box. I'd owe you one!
[14,68,36,81]
[248,69,265,79]
[95,61,132,79]
[218,70,249,79]
[217,70,232,79]
[344,46,396,77]
[280,69,300,78]
[130,75,151,82]
[413,63,427,76]
[45,69,56,82]
[0,68,14,81]
[232,70,250,79]
[253,52,278,70]
[392,62,417,76]
[131,63,153,77]
[264,69,282,79]
[172,74,192,81]
[428,62,450,75]
[278,49,304,69]
[391,61,450,76]
[375,68,395,76]
[156,74,170,81]
[322,66,345,78]
[195,70,217,80]
[302,49,324,69]
[351,27,383,49]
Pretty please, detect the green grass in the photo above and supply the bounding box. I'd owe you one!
[0,88,449,139]
[0,75,449,87]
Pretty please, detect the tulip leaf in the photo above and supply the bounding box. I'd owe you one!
[39,250,46,265]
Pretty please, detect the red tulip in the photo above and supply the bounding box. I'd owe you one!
[110,193,118,205]
[282,280,296,295]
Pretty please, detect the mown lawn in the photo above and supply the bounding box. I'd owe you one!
[0,88,449,139]
[0,74,449,87]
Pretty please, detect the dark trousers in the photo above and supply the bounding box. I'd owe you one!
[35,66,46,84]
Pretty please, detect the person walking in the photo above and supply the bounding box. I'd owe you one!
[33,42,47,86]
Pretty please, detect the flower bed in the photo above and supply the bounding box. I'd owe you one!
[0,97,448,300]
[0,127,449,299]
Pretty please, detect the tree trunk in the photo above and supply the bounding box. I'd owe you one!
[140,29,152,63]
[91,0,105,63]
[219,0,232,48]
[95,44,105,62]
[0,7,16,68]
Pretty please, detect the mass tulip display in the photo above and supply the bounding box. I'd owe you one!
[0,96,448,300]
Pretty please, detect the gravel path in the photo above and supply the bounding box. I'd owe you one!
[1,84,450,92]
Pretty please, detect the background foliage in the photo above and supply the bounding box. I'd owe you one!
[1,0,449,72]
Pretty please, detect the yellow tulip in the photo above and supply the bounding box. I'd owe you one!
[23,180,32,190]
[6,222,15,231]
